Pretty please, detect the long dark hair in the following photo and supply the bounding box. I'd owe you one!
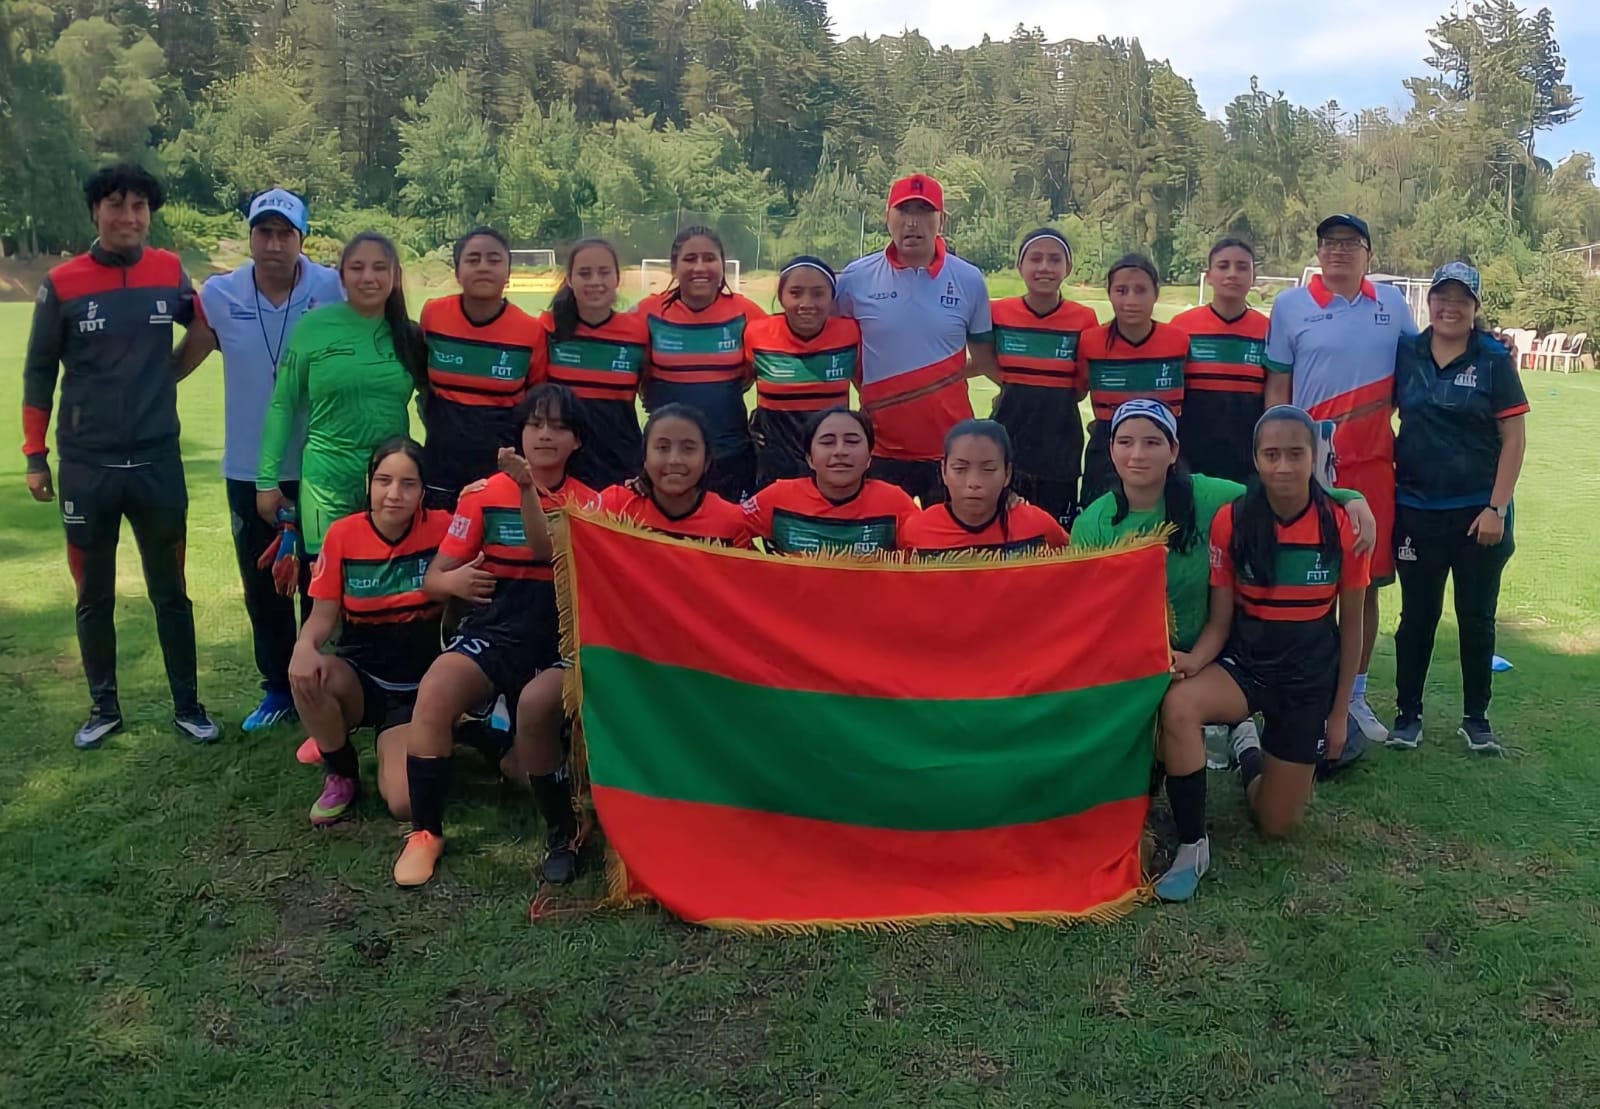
[661,226,729,308]
[512,383,587,459]
[367,435,426,499]
[341,231,428,394]
[550,238,621,343]
[1109,430,1199,554]
[1230,408,1341,586]
[635,403,712,500]
[943,418,1016,540]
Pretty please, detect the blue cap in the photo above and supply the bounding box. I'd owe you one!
[1316,213,1371,246]
[1110,398,1179,442]
[248,189,308,235]
[1429,261,1481,303]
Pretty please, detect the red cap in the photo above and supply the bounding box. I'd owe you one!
[887,173,944,212]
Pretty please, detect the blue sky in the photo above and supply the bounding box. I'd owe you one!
[848,1,1600,164]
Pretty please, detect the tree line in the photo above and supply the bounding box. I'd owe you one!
[4,0,1600,328]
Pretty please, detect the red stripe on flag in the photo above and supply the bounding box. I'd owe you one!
[567,516,1171,698]
[593,785,1147,926]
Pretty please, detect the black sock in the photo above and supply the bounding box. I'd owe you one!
[322,741,360,781]
[407,755,452,835]
[529,770,576,842]
[1165,769,1207,844]
[1238,747,1264,791]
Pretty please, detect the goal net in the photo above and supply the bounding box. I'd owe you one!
[639,258,741,298]
[509,249,557,270]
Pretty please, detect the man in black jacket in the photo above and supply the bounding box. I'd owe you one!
[22,163,220,749]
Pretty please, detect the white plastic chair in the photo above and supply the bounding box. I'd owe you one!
[1546,332,1587,374]
[1530,332,1566,371]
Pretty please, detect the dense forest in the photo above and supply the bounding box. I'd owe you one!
[4,0,1600,325]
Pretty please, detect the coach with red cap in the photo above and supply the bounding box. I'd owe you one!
[835,173,999,503]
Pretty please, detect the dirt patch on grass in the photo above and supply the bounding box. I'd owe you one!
[399,987,538,1090]
[270,877,358,935]
[1523,979,1596,1029]
[1473,893,1543,925]
[1327,1056,1388,1107]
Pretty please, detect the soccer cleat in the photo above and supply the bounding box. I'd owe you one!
[1154,837,1210,902]
[1348,694,1389,743]
[74,708,124,751]
[539,831,581,885]
[173,705,222,744]
[309,773,361,826]
[394,830,445,887]
[1459,718,1505,755]
[295,736,324,765]
[1388,715,1423,749]
[242,689,297,732]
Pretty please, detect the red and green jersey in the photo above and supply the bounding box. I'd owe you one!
[419,296,541,493]
[744,314,861,475]
[742,477,918,556]
[638,291,766,458]
[902,502,1069,558]
[1209,498,1369,681]
[599,484,753,547]
[309,508,451,686]
[440,472,597,634]
[1078,321,1189,424]
[990,296,1098,479]
[534,309,650,489]
[1170,304,1270,483]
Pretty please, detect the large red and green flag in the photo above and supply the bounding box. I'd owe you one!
[557,511,1171,931]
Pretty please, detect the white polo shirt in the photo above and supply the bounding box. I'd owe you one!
[197,257,344,481]
[836,238,992,461]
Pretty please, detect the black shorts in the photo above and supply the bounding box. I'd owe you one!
[868,457,946,505]
[423,485,460,512]
[351,666,418,735]
[1217,657,1335,765]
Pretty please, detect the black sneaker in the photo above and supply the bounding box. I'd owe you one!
[539,831,581,885]
[173,705,222,744]
[1459,718,1505,755]
[74,707,123,751]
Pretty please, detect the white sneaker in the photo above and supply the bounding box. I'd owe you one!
[1348,694,1389,743]
[1154,836,1210,902]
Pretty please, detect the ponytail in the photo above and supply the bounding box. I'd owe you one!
[1230,406,1340,584]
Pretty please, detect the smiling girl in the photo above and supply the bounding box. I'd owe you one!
[900,419,1068,557]
[600,403,753,546]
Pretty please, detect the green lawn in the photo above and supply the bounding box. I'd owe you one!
[3,299,1599,1107]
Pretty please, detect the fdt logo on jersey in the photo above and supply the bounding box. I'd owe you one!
[940,280,961,309]
[79,301,106,333]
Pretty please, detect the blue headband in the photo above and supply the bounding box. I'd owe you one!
[1111,398,1178,442]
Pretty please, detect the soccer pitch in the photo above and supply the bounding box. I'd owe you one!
[3,299,1599,1105]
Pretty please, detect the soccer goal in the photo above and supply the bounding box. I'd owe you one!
[639,258,741,297]
[509,249,557,270]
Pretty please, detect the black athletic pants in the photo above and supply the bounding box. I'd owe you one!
[1012,473,1079,527]
[706,447,758,504]
[59,458,199,714]
[868,457,946,505]
[1393,503,1515,722]
[226,478,308,695]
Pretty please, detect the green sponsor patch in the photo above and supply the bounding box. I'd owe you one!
[1088,357,1184,393]
[995,326,1080,362]
[1186,334,1266,366]
[429,335,530,381]
[770,511,897,555]
[754,347,857,385]
[483,506,527,546]
[1240,543,1341,587]
[549,337,646,375]
[344,553,431,599]
[647,316,747,357]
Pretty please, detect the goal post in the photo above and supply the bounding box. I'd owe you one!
[509,248,557,270]
[639,258,741,298]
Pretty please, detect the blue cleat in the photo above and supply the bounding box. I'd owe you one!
[242,688,297,732]
[1154,837,1210,902]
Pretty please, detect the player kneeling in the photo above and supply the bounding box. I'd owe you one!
[1155,406,1369,899]
[394,385,597,889]
[292,438,450,826]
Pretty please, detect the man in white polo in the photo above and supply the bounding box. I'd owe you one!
[836,174,998,503]
[176,189,344,732]
[1265,213,1417,744]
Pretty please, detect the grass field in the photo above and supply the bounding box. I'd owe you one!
[3,298,1600,1108]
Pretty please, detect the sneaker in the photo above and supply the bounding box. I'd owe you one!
[74,708,123,751]
[1203,725,1233,770]
[539,829,582,885]
[173,705,222,744]
[1154,837,1210,902]
[1388,715,1423,749]
[242,689,297,732]
[394,830,445,887]
[295,736,325,765]
[309,773,360,826]
[1459,718,1505,755]
[1348,694,1389,743]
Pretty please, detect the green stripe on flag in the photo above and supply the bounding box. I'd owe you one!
[579,646,1164,831]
